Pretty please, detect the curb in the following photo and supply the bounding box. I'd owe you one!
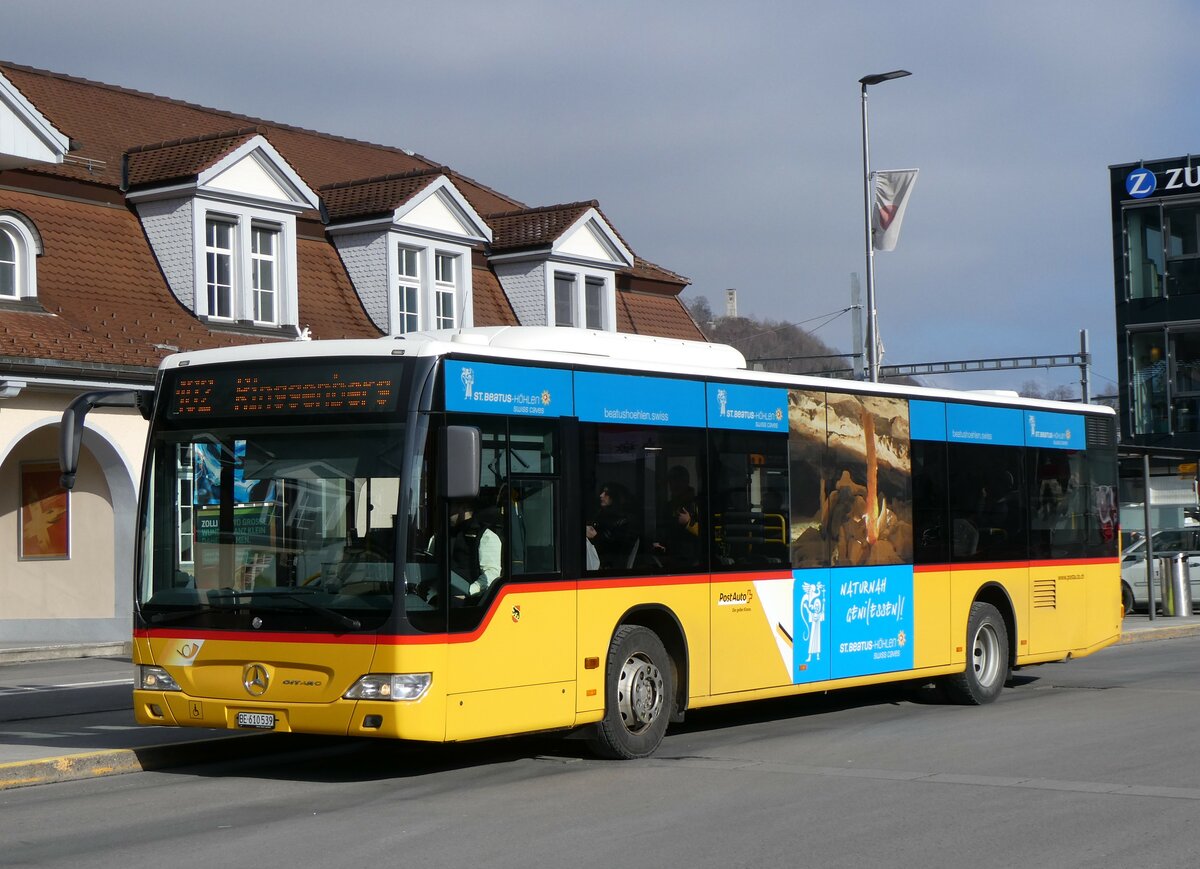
[1118,621,1200,645]
[0,642,132,665]
[0,733,339,791]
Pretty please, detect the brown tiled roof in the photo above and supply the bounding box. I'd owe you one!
[487,201,598,251]
[319,167,449,222]
[296,239,382,339]
[616,290,705,341]
[472,267,518,326]
[0,61,523,217]
[123,127,263,190]
[630,256,688,286]
[0,60,702,373]
[0,189,289,372]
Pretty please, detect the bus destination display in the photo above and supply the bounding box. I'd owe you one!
[167,363,400,418]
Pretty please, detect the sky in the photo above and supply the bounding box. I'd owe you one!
[4,0,1198,397]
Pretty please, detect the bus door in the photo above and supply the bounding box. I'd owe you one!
[441,416,576,741]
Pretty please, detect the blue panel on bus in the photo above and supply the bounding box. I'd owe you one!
[945,403,1024,447]
[574,371,705,427]
[706,383,787,432]
[444,360,573,417]
[1025,410,1085,450]
[792,570,832,684]
[827,564,914,680]
[909,400,947,441]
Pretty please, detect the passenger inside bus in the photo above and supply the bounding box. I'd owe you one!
[653,465,701,571]
[586,482,637,570]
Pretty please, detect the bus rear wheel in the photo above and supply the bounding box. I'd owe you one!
[942,601,1009,705]
[589,625,673,759]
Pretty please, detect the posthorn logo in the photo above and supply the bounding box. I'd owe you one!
[1126,167,1157,199]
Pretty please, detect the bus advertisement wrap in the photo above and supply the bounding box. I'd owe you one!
[445,360,573,417]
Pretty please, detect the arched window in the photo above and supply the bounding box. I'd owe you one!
[0,228,16,298]
[0,212,40,301]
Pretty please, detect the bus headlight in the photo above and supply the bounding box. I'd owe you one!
[139,665,182,692]
[344,673,431,701]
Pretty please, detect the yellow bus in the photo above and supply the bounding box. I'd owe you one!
[72,327,1122,759]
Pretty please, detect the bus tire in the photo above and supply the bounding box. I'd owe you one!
[589,625,673,759]
[942,601,1009,705]
[1121,581,1134,616]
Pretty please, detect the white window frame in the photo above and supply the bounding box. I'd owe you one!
[553,272,576,327]
[205,216,235,320]
[193,199,296,327]
[0,214,40,302]
[396,245,421,334]
[548,266,615,330]
[250,223,280,325]
[435,252,457,329]
[385,232,473,335]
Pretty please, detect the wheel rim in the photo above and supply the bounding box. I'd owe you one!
[971,622,1002,689]
[616,652,665,733]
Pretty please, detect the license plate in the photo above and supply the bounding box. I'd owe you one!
[236,712,276,730]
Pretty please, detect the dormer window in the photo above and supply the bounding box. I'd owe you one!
[125,129,318,335]
[488,202,632,331]
[322,170,492,336]
[200,213,284,325]
[0,211,42,304]
[552,271,612,328]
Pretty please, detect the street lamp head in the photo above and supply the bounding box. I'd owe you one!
[859,69,912,87]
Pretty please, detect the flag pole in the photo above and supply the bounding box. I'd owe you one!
[860,80,877,383]
[858,70,911,384]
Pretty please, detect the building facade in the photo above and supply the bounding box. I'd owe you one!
[1110,155,1200,527]
[0,61,702,642]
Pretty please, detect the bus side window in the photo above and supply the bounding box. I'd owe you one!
[710,430,789,570]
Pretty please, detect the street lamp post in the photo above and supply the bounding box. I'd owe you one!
[860,69,911,383]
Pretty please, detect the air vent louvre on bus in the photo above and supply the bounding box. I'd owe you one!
[1033,578,1058,610]
[1085,415,1116,448]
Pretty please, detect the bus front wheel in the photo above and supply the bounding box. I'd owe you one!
[942,601,1009,705]
[589,625,673,759]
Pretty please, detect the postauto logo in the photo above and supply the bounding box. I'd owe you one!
[1126,167,1156,199]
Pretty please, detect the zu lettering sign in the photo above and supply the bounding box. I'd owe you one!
[1126,164,1200,200]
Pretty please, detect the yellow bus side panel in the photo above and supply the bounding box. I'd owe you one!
[710,577,792,695]
[1027,563,1085,655]
[913,569,951,669]
[445,586,577,737]
[1087,563,1123,650]
[445,682,575,742]
[575,580,710,715]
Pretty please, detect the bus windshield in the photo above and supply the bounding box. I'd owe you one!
[138,423,406,632]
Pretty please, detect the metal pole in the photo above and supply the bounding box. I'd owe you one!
[861,83,878,382]
[851,273,865,381]
[1080,328,1091,404]
[1143,452,1156,622]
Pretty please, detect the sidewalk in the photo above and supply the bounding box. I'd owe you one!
[2,613,1199,791]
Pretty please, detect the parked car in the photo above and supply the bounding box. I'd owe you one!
[1121,528,1200,614]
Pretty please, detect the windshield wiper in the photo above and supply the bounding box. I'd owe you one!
[211,589,362,631]
[145,602,236,625]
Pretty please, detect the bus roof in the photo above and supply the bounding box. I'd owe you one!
[158,326,1113,418]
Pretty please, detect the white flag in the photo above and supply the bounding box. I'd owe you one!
[872,169,918,252]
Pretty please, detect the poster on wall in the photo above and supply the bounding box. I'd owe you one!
[20,461,70,560]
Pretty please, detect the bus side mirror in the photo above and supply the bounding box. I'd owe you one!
[444,425,481,500]
[59,389,147,490]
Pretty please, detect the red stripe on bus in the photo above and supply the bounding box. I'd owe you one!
[915,556,1116,573]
